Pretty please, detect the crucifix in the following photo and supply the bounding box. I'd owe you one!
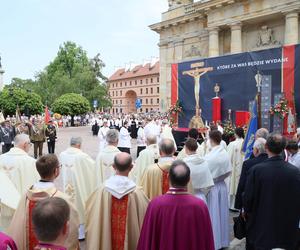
[183,65,213,128]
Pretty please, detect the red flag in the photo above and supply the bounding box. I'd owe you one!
[44,106,51,124]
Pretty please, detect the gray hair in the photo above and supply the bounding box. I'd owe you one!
[70,137,82,146]
[106,129,119,144]
[255,128,269,140]
[14,134,30,147]
[146,134,157,145]
[253,138,266,154]
[159,138,175,156]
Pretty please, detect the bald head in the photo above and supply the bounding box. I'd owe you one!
[159,138,175,157]
[146,134,157,145]
[113,152,133,173]
[169,160,190,188]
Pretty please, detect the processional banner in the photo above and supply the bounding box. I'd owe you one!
[171,44,300,134]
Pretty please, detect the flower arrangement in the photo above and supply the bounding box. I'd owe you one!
[223,120,235,136]
[167,100,183,127]
[269,97,289,119]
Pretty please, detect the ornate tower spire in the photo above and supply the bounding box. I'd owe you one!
[168,0,193,9]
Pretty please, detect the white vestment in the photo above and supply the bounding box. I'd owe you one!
[160,125,177,150]
[177,142,203,159]
[0,147,39,195]
[105,175,136,199]
[98,126,109,152]
[205,145,232,250]
[200,139,227,156]
[144,121,160,142]
[118,127,131,149]
[0,171,20,230]
[137,127,146,147]
[227,138,244,205]
[57,147,97,239]
[96,145,120,186]
[131,144,160,184]
[183,154,214,203]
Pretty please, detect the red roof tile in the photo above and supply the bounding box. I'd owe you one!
[108,61,159,81]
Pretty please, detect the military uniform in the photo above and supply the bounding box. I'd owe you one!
[45,123,57,154]
[0,121,15,154]
[29,122,45,159]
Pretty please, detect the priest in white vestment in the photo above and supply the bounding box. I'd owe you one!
[57,137,96,240]
[227,127,244,209]
[205,130,232,250]
[177,128,204,159]
[0,171,20,231]
[144,118,160,142]
[131,134,159,184]
[98,120,110,152]
[96,129,120,185]
[182,138,214,203]
[0,134,39,195]
[7,154,79,250]
[160,120,177,150]
[85,152,149,250]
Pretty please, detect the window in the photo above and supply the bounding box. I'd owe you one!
[140,99,143,104]
[130,81,132,86]
[116,91,118,96]
[120,90,122,96]
[146,88,148,94]
[157,87,159,93]
[146,99,148,104]
[157,77,159,82]
[150,99,153,104]
[140,88,143,94]
[146,79,148,84]
[116,108,118,113]
[150,78,153,83]
[135,80,137,85]
[146,108,148,113]
[125,82,127,86]
[120,100,122,104]
[116,100,118,104]
[113,108,115,113]
[120,108,123,113]
[140,79,143,84]
[157,98,159,104]
[140,108,143,112]
[150,108,153,111]
[120,82,122,87]
[151,88,153,94]
[112,83,114,88]
[112,100,114,104]
[112,91,114,96]
[116,83,118,88]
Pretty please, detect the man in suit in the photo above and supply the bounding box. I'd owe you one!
[234,138,268,210]
[244,134,300,250]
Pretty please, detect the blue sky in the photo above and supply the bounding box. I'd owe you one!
[0,0,168,84]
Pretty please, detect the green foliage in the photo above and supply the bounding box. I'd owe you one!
[7,41,111,108]
[51,93,90,116]
[0,87,43,116]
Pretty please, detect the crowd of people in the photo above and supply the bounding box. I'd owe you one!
[0,111,300,250]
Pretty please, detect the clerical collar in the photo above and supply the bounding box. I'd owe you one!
[40,179,53,183]
[167,187,188,195]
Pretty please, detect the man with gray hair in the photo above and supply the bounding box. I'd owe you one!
[140,138,175,199]
[131,134,160,184]
[234,137,268,209]
[58,136,96,240]
[96,129,120,185]
[0,134,39,229]
[255,128,269,140]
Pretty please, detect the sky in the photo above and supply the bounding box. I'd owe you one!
[0,0,168,84]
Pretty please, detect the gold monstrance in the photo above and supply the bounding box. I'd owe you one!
[182,62,213,128]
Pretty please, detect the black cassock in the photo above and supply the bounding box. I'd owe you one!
[244,156,300,249]
[130,120,137,139]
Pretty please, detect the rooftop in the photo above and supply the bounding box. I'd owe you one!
[108,61,159,81]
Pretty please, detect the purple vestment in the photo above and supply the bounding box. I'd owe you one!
[0,232,17,250]
[137,190,215,250]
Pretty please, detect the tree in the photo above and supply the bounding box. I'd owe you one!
[51,93,90,126]
[0,87,43,116]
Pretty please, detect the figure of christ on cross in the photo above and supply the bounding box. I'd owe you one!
[183,67,213,116]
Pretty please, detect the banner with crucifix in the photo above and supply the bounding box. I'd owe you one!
[171,44,300,135]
